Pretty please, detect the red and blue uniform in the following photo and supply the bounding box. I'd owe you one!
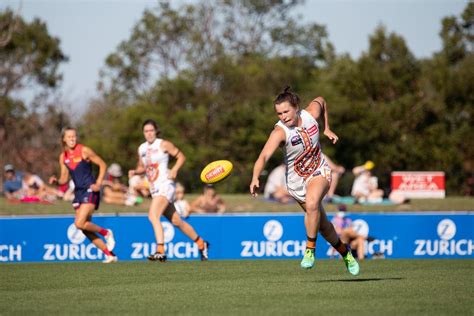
[63,144,100,210]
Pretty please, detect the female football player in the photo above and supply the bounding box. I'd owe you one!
[129,119,209,262]
[49,127,117,263]
[249,87,359,275]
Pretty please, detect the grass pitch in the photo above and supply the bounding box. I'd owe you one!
[1,259,473,315]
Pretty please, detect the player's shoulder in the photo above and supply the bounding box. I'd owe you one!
[138,141,149,152]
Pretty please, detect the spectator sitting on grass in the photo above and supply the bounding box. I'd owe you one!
[2,164,23,200]
[351,161,384,204]
[191,184,226,214]
[174,182,190,218]
[263,164,292,204]
[21,172,64,202]
[102,163,129,205]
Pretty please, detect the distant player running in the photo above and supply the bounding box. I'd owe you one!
[250,87,359,275]
[49,127,117,263]
[129,119,209,262]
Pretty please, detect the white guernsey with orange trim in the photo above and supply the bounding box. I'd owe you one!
[138,138,176,202]
[276,109,332,203]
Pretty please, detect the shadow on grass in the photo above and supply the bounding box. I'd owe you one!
[315,277,403,283]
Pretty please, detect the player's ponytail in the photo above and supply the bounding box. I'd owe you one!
[274,85,300,108]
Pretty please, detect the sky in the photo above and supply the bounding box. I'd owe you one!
[1,0,468,116]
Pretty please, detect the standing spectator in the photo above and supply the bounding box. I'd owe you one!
[191,184,226,214]
[351,161,384,203]
[2,164,24,200]
[263,164,292,204]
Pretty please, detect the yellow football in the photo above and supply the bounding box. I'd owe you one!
[200,160,233,184]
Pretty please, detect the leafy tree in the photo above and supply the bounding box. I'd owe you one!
[0,8,69,178]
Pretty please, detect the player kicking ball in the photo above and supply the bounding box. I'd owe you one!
[250,87,359,275]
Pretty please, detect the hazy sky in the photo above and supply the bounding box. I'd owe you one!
[1,0,468,116]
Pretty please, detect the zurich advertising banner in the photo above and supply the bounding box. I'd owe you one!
[0,213,472,263]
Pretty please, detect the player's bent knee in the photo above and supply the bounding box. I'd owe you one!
[74,221,85,230]
[171,217,182,226]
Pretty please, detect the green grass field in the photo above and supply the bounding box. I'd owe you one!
[1,195,473,216]
[1,259,473,315]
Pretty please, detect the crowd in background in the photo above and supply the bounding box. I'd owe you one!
[1,162,226,216]
[2,157,408,211]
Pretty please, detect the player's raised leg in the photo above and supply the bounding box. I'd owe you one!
[75,204,117,263]
[319,204,360,275]
[165,205,209,261]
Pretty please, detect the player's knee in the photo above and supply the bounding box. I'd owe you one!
[148,213,158,224]
[171,216,182,226]
[74,221,85,231]
[305,201,319,214]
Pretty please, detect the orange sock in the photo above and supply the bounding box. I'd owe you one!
[157,243,165,254]
[194,236,205,250]
[307,236,316,250]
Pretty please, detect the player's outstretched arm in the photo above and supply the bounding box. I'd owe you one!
[250,127,285,197]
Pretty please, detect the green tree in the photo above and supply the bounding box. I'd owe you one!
[0,8,69,178]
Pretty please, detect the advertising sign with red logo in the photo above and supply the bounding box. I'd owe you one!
[391,171,445,198]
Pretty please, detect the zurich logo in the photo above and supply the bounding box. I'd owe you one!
[263,220,283,241]
[163,222,175,243]
[437,219,456,240]
[67,223,86,244]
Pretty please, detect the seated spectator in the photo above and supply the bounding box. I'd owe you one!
[331,204,366,260]
[351,161,384,203]
[127,173,149,205]
[191,184,226,214]
[102,163,129,205]
[324,155,345,202]
[2,164,24,199]
[263,164,292,204]
[61,180,75,202]
[22,172,63,202]
[174,182,190,218]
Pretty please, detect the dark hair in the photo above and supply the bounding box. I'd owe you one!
[142,119,161,137]
[274,86,300,108]
[61,126,76,148]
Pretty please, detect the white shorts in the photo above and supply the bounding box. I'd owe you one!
[149,180,176,203]
[287,160,332,203]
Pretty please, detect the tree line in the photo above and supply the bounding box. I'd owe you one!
[1,1,472,195]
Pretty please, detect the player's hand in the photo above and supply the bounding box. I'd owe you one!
[168,169,177,180]
[90,183,101,192]
[324,129,339,144]
[128,169,135,178]
[48,176,58,185]
[249,179,260,197]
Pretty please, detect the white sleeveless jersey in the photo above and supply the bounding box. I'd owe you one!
[138,138,175,199]
[276,110,332,202]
